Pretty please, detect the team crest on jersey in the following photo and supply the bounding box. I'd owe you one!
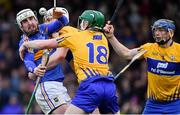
[170,55,175,61]
[54,97,59,102]
[28,48,34,53]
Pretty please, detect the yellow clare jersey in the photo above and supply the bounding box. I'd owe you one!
[140,42,180,101]
[34,26,78,60]
[58,26,79,35]
[57,30,112,82]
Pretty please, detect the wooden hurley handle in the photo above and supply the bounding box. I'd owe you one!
[41,49,50,66]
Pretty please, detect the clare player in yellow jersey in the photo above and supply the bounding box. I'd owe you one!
[19,10,120,114]
[104,19,180,114]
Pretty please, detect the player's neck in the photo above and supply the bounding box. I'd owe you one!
[159,39,173,48]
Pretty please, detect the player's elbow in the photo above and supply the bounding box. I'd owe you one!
[121,49,133,60]
[57,55,66,61]
[43,39,58,49]
[125,49,137,60]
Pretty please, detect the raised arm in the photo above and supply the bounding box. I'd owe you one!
[46,15,69,34]
[108,35,140,59]
[46,8,69,34]
[103,21,139,60]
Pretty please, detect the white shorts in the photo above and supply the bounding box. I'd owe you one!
[35,81,71,114]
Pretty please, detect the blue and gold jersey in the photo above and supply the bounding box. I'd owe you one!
[140,42,180,101]
[57,30,112,82]
[19,23,74,83]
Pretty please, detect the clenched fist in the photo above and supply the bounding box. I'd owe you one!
[53,8,65,19]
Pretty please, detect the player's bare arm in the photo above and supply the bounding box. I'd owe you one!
[19,39,59,60]
[47,48,69,69]
[103,21,140,60]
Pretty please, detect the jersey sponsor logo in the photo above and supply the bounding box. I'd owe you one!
[157,62,168,69]
[170,55,175,61]
[147,58,180,76]
[150,68,176,75]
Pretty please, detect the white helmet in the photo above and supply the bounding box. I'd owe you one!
[39,7,69,22]
[16,9,38,29]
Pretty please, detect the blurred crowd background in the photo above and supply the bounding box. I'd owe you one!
[0,0,179,114]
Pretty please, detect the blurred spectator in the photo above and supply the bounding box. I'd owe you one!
[0,93,23,114]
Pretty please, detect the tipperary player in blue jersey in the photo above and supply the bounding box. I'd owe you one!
[104,19,180,114]
[16,8,71,114]
[19,10,120,114]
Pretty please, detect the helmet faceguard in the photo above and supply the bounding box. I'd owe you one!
[16,9,38,30]
[152,19,175,45]
[78,10,105,30]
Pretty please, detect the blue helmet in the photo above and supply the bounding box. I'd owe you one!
[152,19,175,45]
[152,19,175,31]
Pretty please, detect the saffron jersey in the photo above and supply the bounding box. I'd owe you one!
[59,26,78,70]
[57,30,112,82]
[140,42,180,101]
[59,26,79,35]
[34,26,79,60]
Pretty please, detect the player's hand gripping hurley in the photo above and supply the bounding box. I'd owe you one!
[104,0,147,80]
[25,49,50,114]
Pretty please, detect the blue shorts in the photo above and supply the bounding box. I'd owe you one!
[143,99,180,114]
[71,76,119,113]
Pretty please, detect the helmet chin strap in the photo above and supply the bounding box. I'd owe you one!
[156,37,171,45]
[79,20,89,30]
